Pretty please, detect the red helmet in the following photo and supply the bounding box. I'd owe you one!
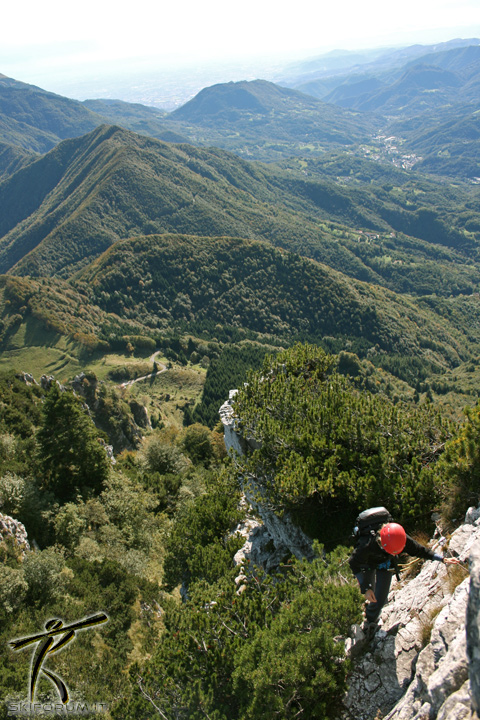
[379,523,406,555]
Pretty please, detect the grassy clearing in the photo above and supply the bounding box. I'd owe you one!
[125,365,206,432]
[0,317,207,432]
[83,352,160,382]
[0,343,83,381]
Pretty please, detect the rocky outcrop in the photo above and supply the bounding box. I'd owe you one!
[220,390,480,719]
[16,372,38,386]
[0,512,30,558]
[71,372,145,451]
[343,516,480,720]
[129,400,151,430]
[220,390,315,566]
[467,542,480,715]
[40,374,62,391]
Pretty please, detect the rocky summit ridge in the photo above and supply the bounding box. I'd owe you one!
[220,391,480,720]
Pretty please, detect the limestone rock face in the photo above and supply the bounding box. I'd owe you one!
[466,506,480,525]
[16,372,38,386]
[467,541,480,714]
[129,400,151,430]
[0,512,30,558]
[40,374,61,391]
[343,521,480,720]
[219,391,314,565]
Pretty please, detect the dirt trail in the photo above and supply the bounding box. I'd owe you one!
[119,351,167,389]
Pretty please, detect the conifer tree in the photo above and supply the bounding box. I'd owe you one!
[37,384,110,500]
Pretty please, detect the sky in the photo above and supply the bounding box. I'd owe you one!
[1,0,479,103]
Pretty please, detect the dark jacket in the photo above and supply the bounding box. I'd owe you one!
[348,533,442,593]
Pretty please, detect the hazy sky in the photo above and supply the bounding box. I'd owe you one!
[1,0,479,99]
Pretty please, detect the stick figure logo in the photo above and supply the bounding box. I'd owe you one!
[10,613,108,704]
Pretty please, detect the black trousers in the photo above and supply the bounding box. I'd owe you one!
[355,569,393,623]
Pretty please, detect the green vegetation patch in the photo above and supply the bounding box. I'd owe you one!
[232,343,455,542]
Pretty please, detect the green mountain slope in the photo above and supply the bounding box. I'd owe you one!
[386,109,480,180]
[168,79,378,159]
[0,125,479,295]
[403,44,480,83]
[0,141,35,180]
[81,98,191,144]
[329,64,462,114]
[77,233,478,367]
[0,74,103,153]
[3,233,478,373]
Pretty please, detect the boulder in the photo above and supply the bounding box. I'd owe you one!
[129,400,151,429]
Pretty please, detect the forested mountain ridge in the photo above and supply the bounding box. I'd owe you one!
[0,74,104,153]
[327,63,462,114]
[168,79,377,158]
[75,233,479,364]
[2,232,480,401]
[0,141,33,180]
[0,124,479,297]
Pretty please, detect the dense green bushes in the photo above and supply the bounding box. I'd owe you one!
[162,470,243,591]
[0,371,219,714]
[0,370,43,439]
[437,402,480,518]
[193,343,273,428]
[115,545,362,720]
[233,343,454,540]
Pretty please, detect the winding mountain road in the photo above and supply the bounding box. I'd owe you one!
[119,351,167,388]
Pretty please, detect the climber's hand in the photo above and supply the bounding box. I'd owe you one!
[365,589,377,603]
[444,557,461,565]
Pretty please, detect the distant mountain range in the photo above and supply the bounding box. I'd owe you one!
[0,39,479,174]
[1,39,480,399]
[289,39,480,105]
[319,45,480,120]
[0,124,478,297]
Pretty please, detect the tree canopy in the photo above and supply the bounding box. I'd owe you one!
[232,343,454,539]
[36,383,111,500]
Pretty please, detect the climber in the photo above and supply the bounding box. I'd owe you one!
[348,508,460,638]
